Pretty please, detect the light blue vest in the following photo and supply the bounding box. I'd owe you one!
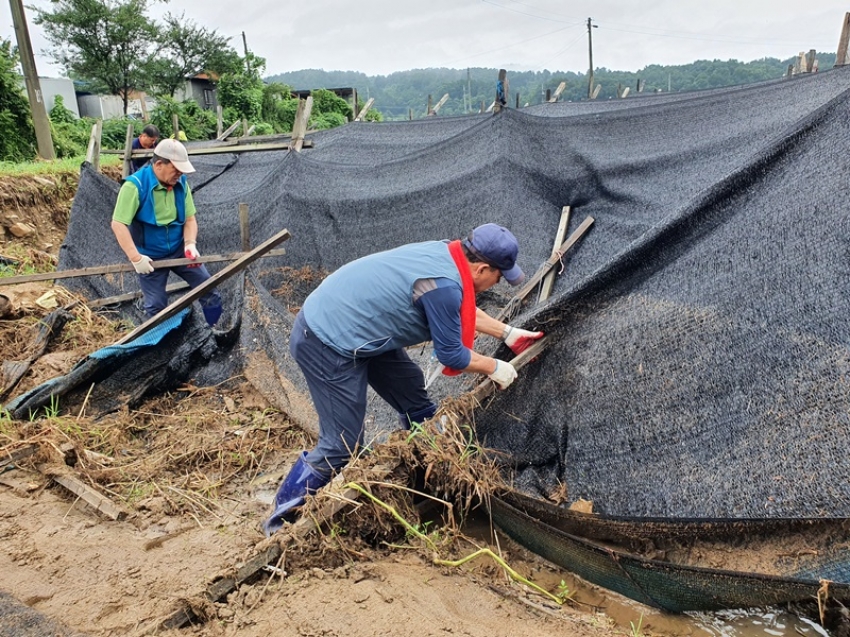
[125,166,187,259]
[303,240,462,358]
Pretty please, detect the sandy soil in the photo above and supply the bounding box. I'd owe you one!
[0,168,655,637]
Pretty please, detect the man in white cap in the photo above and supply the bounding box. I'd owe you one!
[110,138,222,326]
[263,223,544,534]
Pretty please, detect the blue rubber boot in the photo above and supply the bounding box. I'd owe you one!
[263,452,331,536]
[201,301,223,327]
[398,402,438,430]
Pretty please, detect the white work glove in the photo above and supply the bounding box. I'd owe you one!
[184,243,201,268]
[488,359,518,390]
[503,326,545,355]
[131,254,154,274]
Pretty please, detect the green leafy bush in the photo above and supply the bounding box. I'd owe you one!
[0,39,36,161]
[310,112,347,130]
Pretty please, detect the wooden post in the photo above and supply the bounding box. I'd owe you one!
[238,203,250,251]
[591,84,601,99]
[427,94,433,116]
[837,13,850,67]
[806,49,817,73]
[637,78,645,93]
[216,105,224,138]
[545,88,551,102]
[480,100,485,113]
[242,118,248,137]
[115,228,292,345]
[538,206,570,303]
[9,0,54,160]
[85,119,103,172]
[352,88,358,121]
[121,122,134,178]
[290,96,313,152]
[515,92,519,109]
[172,113,179,138]
[408,108,412,121]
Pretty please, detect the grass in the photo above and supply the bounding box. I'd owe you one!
[0,154,120,176]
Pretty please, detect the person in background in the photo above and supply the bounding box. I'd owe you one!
[111,138,222,327]
[263,223,544,535]
[130,124,160,173]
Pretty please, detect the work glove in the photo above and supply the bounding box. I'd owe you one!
[184,242,201,268]
[503,326,545,355]
[488,359,518,390]
[131,254,154,275]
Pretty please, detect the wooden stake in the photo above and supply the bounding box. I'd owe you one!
[495,216,594,323]
[121,123,134,178]
[470,336,549,403]
[239,203,251,251]
[39,465,125,520]
[172,113,180,137]
[217,120,241,141]
[537,206,570,303]
[115,228,292,345]
[87,282,189,309]
[291,96,313,152]
[216,105,223,138]
[0,248,288,286]
[85,119,103,172]
[837,13,850,67]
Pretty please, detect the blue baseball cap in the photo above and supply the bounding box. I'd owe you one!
[462,223,525,286]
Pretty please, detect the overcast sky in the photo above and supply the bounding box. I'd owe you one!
[3,0,849,78]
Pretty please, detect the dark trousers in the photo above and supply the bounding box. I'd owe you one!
[290,311,433,474]
[137,245,222,321]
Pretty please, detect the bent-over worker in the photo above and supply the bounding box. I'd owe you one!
[263,223,544,534]
[111,138,222,327]
[130,124,160,173]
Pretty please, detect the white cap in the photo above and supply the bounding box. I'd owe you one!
[154,138,195,174]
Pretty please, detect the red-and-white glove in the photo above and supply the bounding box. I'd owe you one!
[184,243,201,268]
[131,254,154,274]
[503,326,544,355]
[488,359,518,390]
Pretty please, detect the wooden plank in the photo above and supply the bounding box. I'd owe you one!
[85,120,103,172]
[39,465,124,520]
[216,105,223,138]
[548,81,566,103]
[470,337,549,403]
[0,248,288,286]
[537,206,570,304]
[432,93,449,115]
[172,114,180,137]
[495,216,594,323]
[115,228,292,345]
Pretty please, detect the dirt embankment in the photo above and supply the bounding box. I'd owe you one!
[0,169,672,637]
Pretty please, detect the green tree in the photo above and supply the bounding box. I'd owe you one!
[145,12,237,97]
[217,53,266,123]
[0,38,36,161]
[32,0,157,115]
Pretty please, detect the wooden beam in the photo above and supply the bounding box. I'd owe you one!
[495,216,594,323]
[432,93,449,115]
[115,228,292,345]
[216,105,223,138]
[103,141,312,158]
[537,206,570,303]
[548,81,566,103]
[216,120,241,141]
[172,114,179,137]
[354,97,374,122]
[87,282,189,309]
[0,248,288,286]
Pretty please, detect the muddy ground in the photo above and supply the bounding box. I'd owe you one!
[0,167,809,637]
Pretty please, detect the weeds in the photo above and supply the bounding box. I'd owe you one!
[630,612,644,637]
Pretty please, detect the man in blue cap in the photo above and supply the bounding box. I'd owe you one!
[264,223,544,535]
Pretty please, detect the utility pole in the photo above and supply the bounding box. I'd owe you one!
[242,31,251,75]
[9,0,55,159]
[586,17,598,100]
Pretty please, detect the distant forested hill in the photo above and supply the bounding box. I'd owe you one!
[266,53,837,120]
